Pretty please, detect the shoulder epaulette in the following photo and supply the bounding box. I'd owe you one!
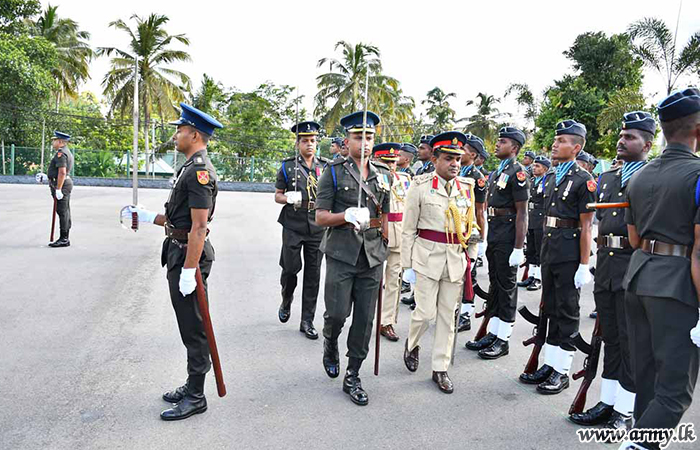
[282,156,296,162]
[330,157,346,166]
[193,155,207,167]
[396,171,411,180]
[456,175,475,185]
[319,156,332,164]
[412,173,432,185]
[371,160,390,170]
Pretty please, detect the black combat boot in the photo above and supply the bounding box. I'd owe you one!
[323,338,340,378]
[160,374,207,420]
[465,332,496,351]
[162,379,189,403]
[568,401,614,426]
[278,298,292,323]
[49,231,70,248]
[343,358,368,406]
[457,313,471,332]
[478,338,509,360]
[536,370,570,395]
[519,364,554,384]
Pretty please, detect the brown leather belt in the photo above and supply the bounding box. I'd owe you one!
[387,212,403,222]
[545,216,580,229]
[597,235,631,250]
[640,239,691,258]
[418,229,463,244]
[297,200,315,210]
[338,218,382,229]
[487,206,516,217]
[165,225,209,242]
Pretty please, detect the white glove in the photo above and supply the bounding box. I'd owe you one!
[402,268,416,285]
[477,241,487,258]
[35,172,48,184]
[121,205,157,224]
[691,312,700,347]
[55,190,64,200]
[179,267,197,296]
[574,263,593,289]
[508,248,524,267]
[344,207,371,231]
[286,191,302,207]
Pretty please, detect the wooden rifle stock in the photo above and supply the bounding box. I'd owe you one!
[522,341,541,375]
[568,316,603,415]
[569,378,592,415]
[374,272,383,376]
[194,267,226,397]
[521,298,547,375]
[473,310,491,341]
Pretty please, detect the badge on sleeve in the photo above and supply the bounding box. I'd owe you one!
[197,170,210,185]
[587,179,597,192]
[477,178,486,188]
[516,171,527,182]
[57,152,63,158]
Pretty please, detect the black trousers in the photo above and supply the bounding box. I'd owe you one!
[485,242,518,322]
[50,180,73,234]
[322,250,382,362]
[594,288,634,392]
[166,240,214,376]
[525,227,543,267]
[279,227,323,322]
[542,260,579,351]
[625,292,698,441]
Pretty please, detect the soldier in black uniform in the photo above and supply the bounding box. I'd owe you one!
[569,111,654,431]
[519,120,595,395]
[397,142,416,176]
[415,135,436,176]
[518,155,550,291]
[314,111,390,406]
[466,126,529,360]
[274,121,329,339]
[47,131,74,248]
[330,137,344,160]
[618,88,700,450]
[522,150,535,176]
[123,103,222,421]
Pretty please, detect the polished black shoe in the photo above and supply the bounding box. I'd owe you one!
[465,332,496,351]
[519,364,553,384]
[278,300,291,323]
[536,370,569,395]
[323,339,340,378]
[518,276,534,288]
[476,257,483,268]
[343,369,368,406]
[432,371,454,394]
[162,383,188,403]
[527,279,542,291]
[300,320,319,340]
[403,339,419,372]
[604,411,633,436]
[160,395,207,421]
[400,280,412,294]
[589,309,597,319]
[568,401,614,426]
[478,338,509,360]
[457,313,471,332]
[401,293,415,306]
[49,237,70,248]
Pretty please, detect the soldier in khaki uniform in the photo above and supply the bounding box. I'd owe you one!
[372,143,412,342]
[402,131,477,394]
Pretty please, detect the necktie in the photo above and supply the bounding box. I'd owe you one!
[445,181,452,196]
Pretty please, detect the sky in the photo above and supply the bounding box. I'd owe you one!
[49,0,700,127]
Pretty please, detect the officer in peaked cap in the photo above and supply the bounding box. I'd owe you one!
[47,131,74,247]
[122,102,223,421]
[415,134,436,176]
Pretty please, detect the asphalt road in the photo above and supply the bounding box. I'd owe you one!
[0,184,697,450]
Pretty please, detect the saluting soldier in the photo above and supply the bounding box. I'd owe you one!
[274,121,329,339]
[466,127,529,360]
[402,131,477,393]
[519,120,595,395]
[570,111,654,431]
[123,103,222,421]
[518,155,551,291]
[617,89,700,450]
[314,111,390,406]
[414,135,436,176]
[47,131,74,248]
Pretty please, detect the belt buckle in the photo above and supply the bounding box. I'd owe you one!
[487,207,495,216]
[545,216,556,228]
[649,239,656,254]
[609,236,621,248]
[308,200,315,210]
[528,203,534,210]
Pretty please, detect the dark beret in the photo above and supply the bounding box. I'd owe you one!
[555,119,587,138]
[498,126,526,147]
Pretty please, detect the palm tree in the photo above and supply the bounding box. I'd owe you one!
[505,83,538,131]
[97,13,191,171]
[27,4,94,111]
[191,73,227,115]
[460,92,509,143]
[627,17,700,94]
[422,87,456,131]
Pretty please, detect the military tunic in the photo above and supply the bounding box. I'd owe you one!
[47,146,74,236]
[525,172,549,267]
[161,149,218,376]
[415,160,435,176]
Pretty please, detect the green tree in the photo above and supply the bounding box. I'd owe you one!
[505,83,538,131]
[190,73,227,115]
[460,92,508,143]
[422,87,456,132]
[0,0,40,34]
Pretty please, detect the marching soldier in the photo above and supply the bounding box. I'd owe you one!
[519,120,595,394]
[47,131,74,248]
[122,103,222,420]
[314,111,390,406]
[402,131,476,394]
[414,135,436,176]
[618,89,700,450]
[466,126,529,360]
[570,111,654,431]
[518,155,551,291]
[372,143,412,342]
[274,121,329,339]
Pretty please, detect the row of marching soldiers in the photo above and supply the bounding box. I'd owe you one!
[274,88,700,450]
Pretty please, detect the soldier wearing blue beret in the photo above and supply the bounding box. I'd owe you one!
[522,150,536,176]
[330,137,344,160]
[414,134,436,176]
[47,131,74,247]
[397,143,416,176]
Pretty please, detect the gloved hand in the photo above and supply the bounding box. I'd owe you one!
[508,247,524,267]
[574,263,593,289]
[35,172,48,184]
[286,191,302,207]
[344,207,370,231]
[477,241,487,258]
[55,190,64,201]
[402,268,416,284]
[121,205,157,224]
[691,312,700,348]
[179,267,197,296]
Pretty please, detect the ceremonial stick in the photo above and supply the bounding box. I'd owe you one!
[50,196,57,241]
[586,202,628,210]
[194,266,227,397]
[357,68,370,208]
[374,269,383,376]
[294,87,300,195]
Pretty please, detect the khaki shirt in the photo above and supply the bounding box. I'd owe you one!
[387,170,412,249]
[401,173,475,282]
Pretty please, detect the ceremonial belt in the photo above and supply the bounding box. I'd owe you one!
[640,239,691,258]
[528,203,544,211]
[487,206,516,217]
[418,229,464,244]
[338,218,382,229]
[597,235,631,250]
[297,200,315,211]
[387,212,403,222]
[545,216,580,229]
[165,224,209,242]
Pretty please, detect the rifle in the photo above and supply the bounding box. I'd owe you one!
[50,197,57,241]
[473,304,492,341]
[518,297,548,375]
[569,316,602,414]
[194,266,227,397]
[374,270,383,376]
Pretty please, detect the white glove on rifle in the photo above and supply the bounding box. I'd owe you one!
[179,267,197,296]
[344,207,370,231]
[121,205,157,224]
[402,268,416,285]
[574,263,593,289]
[508,247,524,267]
[286,190,303,207]
[691,311,700,348]
[35,173,48,184]
[55,190,64,201]
[477,241,486,258]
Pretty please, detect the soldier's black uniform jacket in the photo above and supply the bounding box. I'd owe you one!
[315,157,391,268]
[47,146,74,185]
[540,162,595,265]
[461,165,487,204]
[275,154,329,235]
[486,158,530,244]
[398,166,414,177]
[623,143,700,307]
[415,160,435,176]
[528,172,549,230]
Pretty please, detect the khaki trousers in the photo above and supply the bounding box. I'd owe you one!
[380,249,402,325]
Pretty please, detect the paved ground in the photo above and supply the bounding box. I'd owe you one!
[0,184,697,450]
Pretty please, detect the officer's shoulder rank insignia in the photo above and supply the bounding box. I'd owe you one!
[57,152,63,158]
[477,178,486,188]
[516,171,527,182]
[195,157,204,164]
[197,170,209,185]
[587,179,597,192]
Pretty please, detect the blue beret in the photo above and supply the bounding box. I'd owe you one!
[52,131,71,141]
[170,103,223,136]
[430,131,467,155]
[331,137,344,146]
[576,150,592,164]
[657,87,700,122]
[292,121,321,136]
[400,143,417,155]
[340,111,380,133]
[555,119,587,138]
[523,150,536,159]
[622,111,656,135]
[372,142,402,160]
[498,126,526,146]
[464,133,485,155]
[419,134,434,145]
[534,155,551,168]
[479,148,489,160]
